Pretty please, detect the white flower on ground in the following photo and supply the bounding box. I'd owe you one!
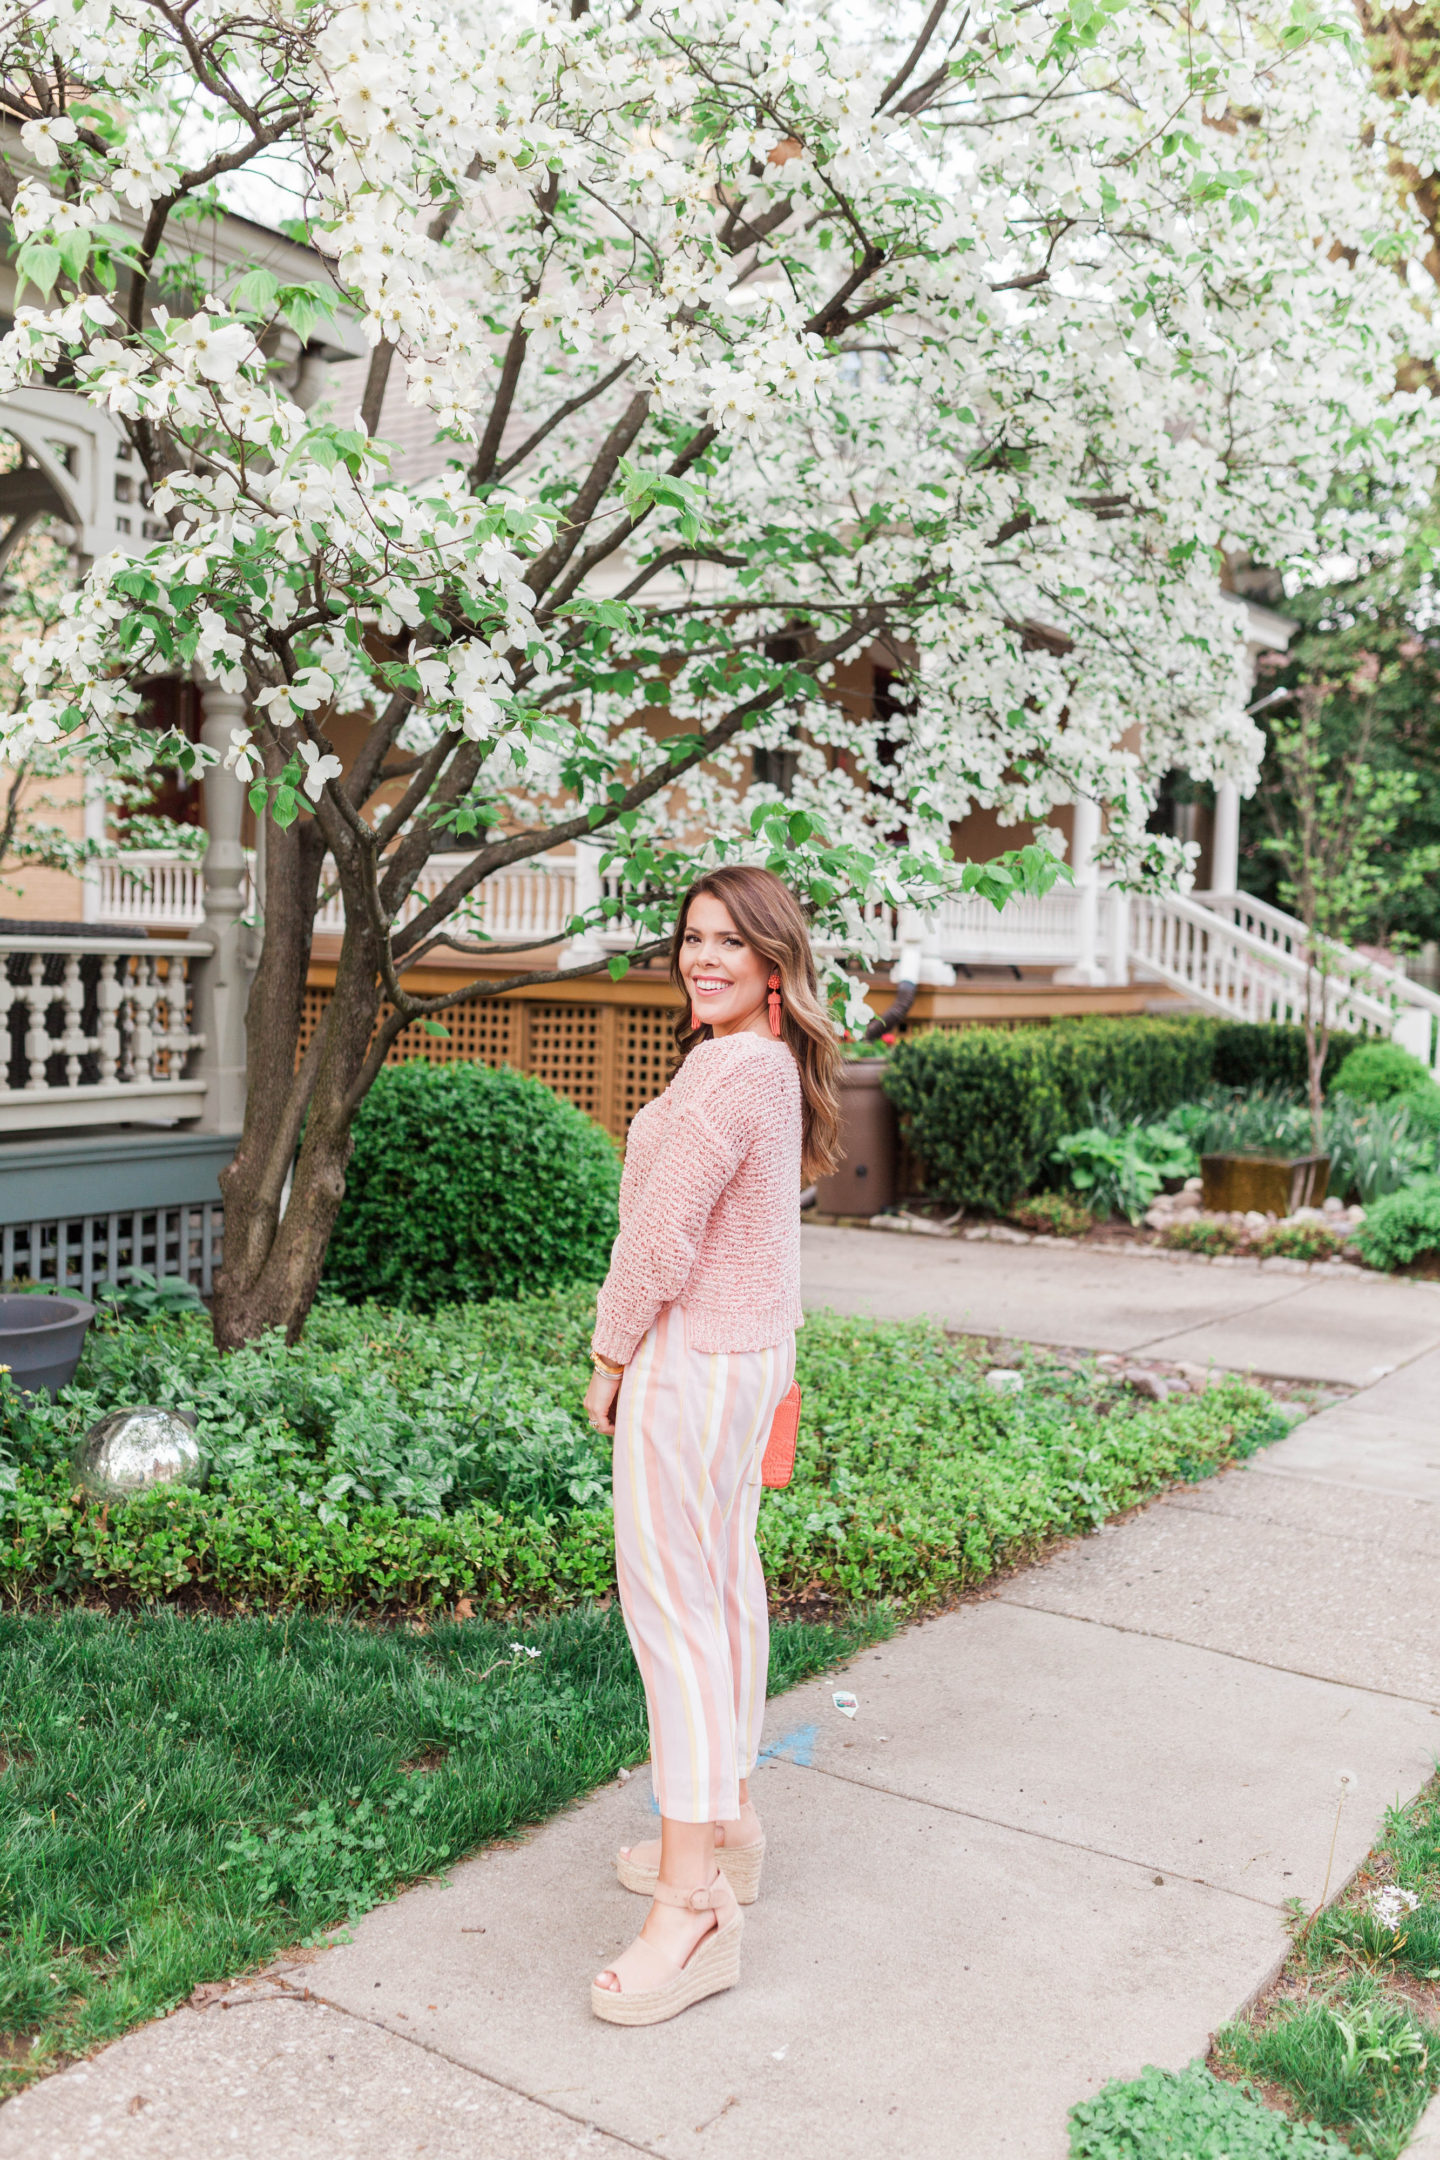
[508,1642,541,1659]
[1371,1885,1420,1930]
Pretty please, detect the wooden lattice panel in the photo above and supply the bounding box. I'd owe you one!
[524,1001,605,1120]
[296,985,520,1071]
[383,996,520,1069]
[618,1005,676,1133]
[297,984,329,1060]
[296,981,675,1137]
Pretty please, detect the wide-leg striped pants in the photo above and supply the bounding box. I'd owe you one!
[612,1302,796,1824]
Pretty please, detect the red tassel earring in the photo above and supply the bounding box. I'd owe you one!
[767,971,783,1037]
[691,1005,704,1033]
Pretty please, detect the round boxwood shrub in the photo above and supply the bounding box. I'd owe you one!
[1330,1039,1436,1105]
[323,1061,621,1310]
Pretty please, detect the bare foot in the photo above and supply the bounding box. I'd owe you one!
[595,1894,717,1994]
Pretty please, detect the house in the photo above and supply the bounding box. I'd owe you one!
[3,214,1437,1293]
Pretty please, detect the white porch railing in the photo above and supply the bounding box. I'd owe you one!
[1193,889,1440,1065]
[77,849,1440,1075]
[96,851,250,930]
[314,850,579,943]
[925,887,1085,969]
[1128,890,1440,1068]
[0,934,210,1134]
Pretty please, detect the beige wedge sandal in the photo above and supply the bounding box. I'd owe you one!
[591,1872,743,2027]
[616,1817,766,1905]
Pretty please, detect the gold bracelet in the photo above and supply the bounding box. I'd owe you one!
[591,1351,624,1377]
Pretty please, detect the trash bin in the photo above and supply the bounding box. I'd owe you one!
[814,1059,898,1216]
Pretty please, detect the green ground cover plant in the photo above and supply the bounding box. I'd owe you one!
[1354,1177,1440,1272]
[0,1295,1289,1614]
[1009,1192,1095,1237]
[1256,1223,1348,1263]
[1163,1219,1245,1255]
[0,1602,887,2098]
[1051,1118,1197,1223]
[1069,2060,1351,2157]
[322,1061,622,1311]
[1210,1769,1440,2157]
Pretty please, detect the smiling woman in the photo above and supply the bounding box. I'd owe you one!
[580,865,840,2027]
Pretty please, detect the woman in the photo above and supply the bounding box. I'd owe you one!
[584,863,842,2027]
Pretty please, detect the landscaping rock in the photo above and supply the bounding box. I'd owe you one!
[1122,1369,1174,1401]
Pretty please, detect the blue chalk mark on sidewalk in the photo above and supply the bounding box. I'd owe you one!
[756,1723,818,1768]
[640,1721,819,1812]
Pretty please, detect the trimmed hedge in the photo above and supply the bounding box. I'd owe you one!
[1209,1020,1362,1092]
[322,1059,620,1310]
[884,1017,1365,1212]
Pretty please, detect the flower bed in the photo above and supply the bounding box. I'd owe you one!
[0,1292,1291,1616]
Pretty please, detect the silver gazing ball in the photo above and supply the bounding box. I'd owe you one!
[72,1407,207,1501]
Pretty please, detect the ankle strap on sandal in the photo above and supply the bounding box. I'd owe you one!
[650,1873,727,1913]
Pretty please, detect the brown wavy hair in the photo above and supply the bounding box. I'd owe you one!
[669,864,843,1182]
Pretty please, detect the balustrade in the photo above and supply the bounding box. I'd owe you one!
[0,935,208,1132]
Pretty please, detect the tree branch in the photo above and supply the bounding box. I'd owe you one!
[876,0,952,113]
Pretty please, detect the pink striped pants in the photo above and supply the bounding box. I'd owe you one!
[612,1303,796,1823]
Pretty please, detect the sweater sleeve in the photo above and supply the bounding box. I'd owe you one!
[591,1057,753,1365]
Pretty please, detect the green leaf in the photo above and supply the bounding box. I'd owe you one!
[271,786,300,830]
[231,268,281,317]
[16,243,61,299]
[606,956,631,981]
[423,1020,451,1039]
[56,228,91,283]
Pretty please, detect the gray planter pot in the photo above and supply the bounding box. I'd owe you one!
[0,1293,95,1397]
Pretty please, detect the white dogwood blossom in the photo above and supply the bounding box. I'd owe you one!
[0,0,1435,959]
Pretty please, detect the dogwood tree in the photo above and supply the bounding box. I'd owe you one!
[0,0,1432,1341]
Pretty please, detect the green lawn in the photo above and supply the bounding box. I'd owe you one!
[0,1292,1295,2096]
[1211,1772,1440,2158]
[0,1603,888,2096]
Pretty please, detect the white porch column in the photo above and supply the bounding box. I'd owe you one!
[1211,778,1241,897]
[889,905,956,987]
[190,682,249,1133]
[556,837,608,966]
[1057,793,1103,985]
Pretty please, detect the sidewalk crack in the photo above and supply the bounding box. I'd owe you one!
[994,1598,1440,1709]
[219,1986,659,2157]
[795,1760,1285,1910]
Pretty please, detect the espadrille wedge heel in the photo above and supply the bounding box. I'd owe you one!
[616,1822,766,1905]
[591,1872,743,2027]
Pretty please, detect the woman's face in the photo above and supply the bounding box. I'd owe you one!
[678,892,771,1037]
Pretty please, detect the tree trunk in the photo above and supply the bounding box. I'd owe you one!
[211,803,385,1347]
[1304,950,1329,1157]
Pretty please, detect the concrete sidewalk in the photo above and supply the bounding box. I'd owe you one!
[4,1233,1440,2160]
[801,1221,1440,1385]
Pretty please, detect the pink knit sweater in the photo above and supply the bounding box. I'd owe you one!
[592,1032,804,1366]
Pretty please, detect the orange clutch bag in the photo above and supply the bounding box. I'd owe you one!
[761,1383,801,1489]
